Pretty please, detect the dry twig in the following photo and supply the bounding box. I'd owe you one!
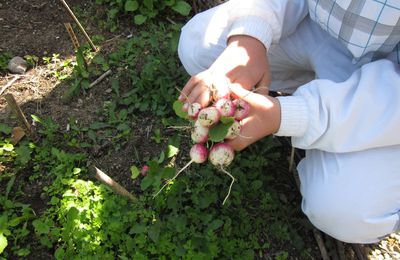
[0,75,21,95]
[4,94,33,136]
[95,167,136,202]
[89,70,112,88]
[59,0,97,52]
[313,228,331,260]
[337,240,346,260]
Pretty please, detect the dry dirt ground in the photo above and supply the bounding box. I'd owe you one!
[1,0,400,259]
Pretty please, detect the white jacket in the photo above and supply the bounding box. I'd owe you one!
[227,0,400,153]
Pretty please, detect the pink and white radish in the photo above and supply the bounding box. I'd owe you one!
[153,144,209,197]
[210,77,231,101]
[225,120,241,140]
[189,143,209,164]
[233,99,250,121]
[209,142,235,167]
[209,142,236,205]
[188,102,202,119]
[212,86,230,101]
[214,98,236,117]
[191,120,209,143]
[140,165,150,177]
[197,106,221,127]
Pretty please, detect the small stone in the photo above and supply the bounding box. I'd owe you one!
[7,56,28,74]
[105,88,112,93]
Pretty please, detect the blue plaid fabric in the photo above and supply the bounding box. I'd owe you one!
[308,0,400,61]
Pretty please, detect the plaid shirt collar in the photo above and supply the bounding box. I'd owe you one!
[308,0,400,61]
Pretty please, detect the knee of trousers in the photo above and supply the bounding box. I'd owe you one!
[178,21,201,75]
[177,14,215,76]
[301,188,381,243]
[178,10,227,75]
[298,149,400,244]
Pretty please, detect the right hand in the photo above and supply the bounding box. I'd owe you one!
[178,35,270,110]
[226,84,281,151]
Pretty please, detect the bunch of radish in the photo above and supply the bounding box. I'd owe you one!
[154,89,250,205]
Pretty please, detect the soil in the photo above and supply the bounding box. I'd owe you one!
[0,0,93,57]
[0,1,398,260]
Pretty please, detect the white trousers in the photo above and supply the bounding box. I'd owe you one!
[178,2,400,244]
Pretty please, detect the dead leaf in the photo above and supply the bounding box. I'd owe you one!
[11,127,25,144]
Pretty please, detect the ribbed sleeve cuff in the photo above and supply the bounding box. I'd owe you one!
[227,16,273,50]
[275,96,309,137]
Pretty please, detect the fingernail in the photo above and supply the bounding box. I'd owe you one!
[183,103,188,110]
[178,95,183,100]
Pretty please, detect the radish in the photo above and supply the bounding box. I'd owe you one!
[191,120,209,143]
[154,144,209,197]
[209,142,235,167]
[215,98,235,117]
[233,99,250,120]
[209,142,236,205]
[189,144,209,163]
[188,102,202,119]
[210,76,231,101]
[197,107,221,127]
[212,86,230,101]
[140,165,149,177]
[225,120,241,140]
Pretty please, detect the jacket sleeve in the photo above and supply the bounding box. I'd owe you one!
[275,59,400,153]
[226,0,309,50]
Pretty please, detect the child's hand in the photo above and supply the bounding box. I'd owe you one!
[226,84,281,151]
[179,35,270,110]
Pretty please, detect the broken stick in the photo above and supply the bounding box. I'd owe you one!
[60,0,97,52]
[0,75,21,95]
[4,94,32,136]
[89,69,112,88]
[64,22,80,50]
[95,167,136,202]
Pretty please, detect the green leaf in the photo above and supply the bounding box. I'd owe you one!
[5,176,15,198]
[125,0,139,12]
[165,0,176,6]
[166,144,179,158]
[0,233,7,254]
[143,0,154,10]
[171,1,191,16]
[162,167,176,179]
[173,100,188,119]
[148,223,161,242]
[15,144,31,165]
[208,121,234,142]
[251,180,263,190]
[157,151,165,163]
[208,219,224,231]
[130,166,140,179]
[0,123,12,135]
[31,114,43,124]
[220,116,235,124]
[32,219,50,235]
[89,122,110,130]
[168,215,187,232]
[131,223,147,234]
[134,14,147,25]
[141,176,154,190]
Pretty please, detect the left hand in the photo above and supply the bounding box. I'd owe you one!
[179,35,270,110]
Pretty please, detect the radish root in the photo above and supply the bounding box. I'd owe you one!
[153,159,193,198]
[220,167,236,205]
